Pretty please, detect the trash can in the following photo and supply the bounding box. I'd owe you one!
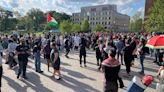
[127,76,146,92]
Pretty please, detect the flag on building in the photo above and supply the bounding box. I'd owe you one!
[47,12,58,27]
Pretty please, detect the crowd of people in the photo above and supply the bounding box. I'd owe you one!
[0,31,163,92]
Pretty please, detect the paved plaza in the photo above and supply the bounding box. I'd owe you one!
[1,51,159,92]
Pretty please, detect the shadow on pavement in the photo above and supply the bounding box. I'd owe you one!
[84,66,100,73]
[40,72,100,92]
[22,72,53,92]
[3,75,23,91]
[62,67,96,81]
[59,75,100,92]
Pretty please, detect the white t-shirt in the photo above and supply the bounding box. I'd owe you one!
[74,36,80,46]
[8,42,17,53]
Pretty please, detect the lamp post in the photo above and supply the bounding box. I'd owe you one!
[33,16,37,31]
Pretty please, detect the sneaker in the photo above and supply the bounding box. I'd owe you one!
[57,77,62,80]
[65,55,69,58]
[23,76,28,79]
[80,65,82,67]
[84,65,87,67]
[17,75,20,79]
[120,85,125,88]
[38,71,43,73]
[97,63,99,66]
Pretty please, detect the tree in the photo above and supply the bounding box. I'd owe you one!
[93,24,105,32]
[26,8,46,31]
[81,19,89,32]
[60,20,72,34]
[145,0,164,32]
[0,9,14,31]
[129,11,143,32]
[71,23,81,32]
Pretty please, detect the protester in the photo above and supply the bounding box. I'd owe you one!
[74,34,80,51]
[98,40,105,70]
[102,49,120,92]
[95,43,101,66]
[43,40,52,71]
[79,35,87,67]
[50,42,62,80]
[16,38,30,79]
[0,51,3,92]
[33,41,43,73]
[157,65,164,92]
[64,36,70,58]
[123,40,133,76]
[137,38,147,75]
[7,39,17,69]
[115,37,124,65]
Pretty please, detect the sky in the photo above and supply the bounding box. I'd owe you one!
[0,0,145,17]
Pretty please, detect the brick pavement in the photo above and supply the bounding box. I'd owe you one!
[1,51,159,92]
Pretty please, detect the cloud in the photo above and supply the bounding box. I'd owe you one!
[137,7,145,17]
[138,7,144,12]
[0,0,144,16]
[120,7,133,15]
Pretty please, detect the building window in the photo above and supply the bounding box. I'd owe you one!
[102,7,108,11]
[102,22,104,25]
[91,8,96,11]
[93,17,95,20]
[108,22,110,25]
[109,17,110,20]
[105,22,107,25]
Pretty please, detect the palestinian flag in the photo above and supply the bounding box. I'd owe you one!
[47,12,58,27]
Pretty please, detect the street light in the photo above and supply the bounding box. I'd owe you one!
[33,16,37,31]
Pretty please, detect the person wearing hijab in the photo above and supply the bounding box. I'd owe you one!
[102,49,120,92]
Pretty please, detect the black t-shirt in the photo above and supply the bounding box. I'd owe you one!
[16,44,30,61]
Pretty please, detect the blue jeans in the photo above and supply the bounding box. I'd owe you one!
[18,60,28,77]
[34,52,41,72]
[139,55,145,73]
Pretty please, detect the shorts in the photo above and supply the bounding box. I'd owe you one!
[53,60,60,70]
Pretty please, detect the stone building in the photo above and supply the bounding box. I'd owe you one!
[71,4,130,32]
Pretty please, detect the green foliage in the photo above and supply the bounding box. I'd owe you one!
[93,24,105,32]
[71,23,81,32]
[0,8,71,32]
[129,11,143,32]
[145,0,164,32]
[26,8,46,31]
[81,19,89,32]
[0,9,14,31]
[59,20,72,34]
